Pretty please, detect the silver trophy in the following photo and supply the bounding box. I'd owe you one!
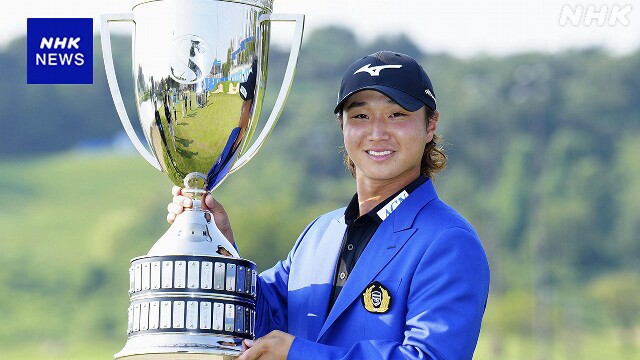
[100,0,304,358]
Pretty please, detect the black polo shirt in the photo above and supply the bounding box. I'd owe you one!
[328,175,427,310]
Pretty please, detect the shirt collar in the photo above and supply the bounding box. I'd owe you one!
[344,175,427,224]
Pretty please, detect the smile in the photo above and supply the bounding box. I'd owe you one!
[367,150,393,156]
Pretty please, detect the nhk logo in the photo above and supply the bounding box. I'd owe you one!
[27,18,93,84]
[559,4,632,26]
[36,37,85,66]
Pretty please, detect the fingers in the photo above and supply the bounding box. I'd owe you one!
[242,339,254,351]
[238,331,293,360]
[167,196,191,213]
[167,201,185,214]
[238,339,257,360]
[173,195,193,208]
[167,187,192,224]
[166,212,176,224]
[168,189,235,245]
[238,347,253,360]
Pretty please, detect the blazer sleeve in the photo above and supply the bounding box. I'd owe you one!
[287,227,490,360]
[254,216,322,337]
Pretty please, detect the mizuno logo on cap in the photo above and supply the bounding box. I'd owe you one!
[354,64,403,77]
[425,89,436,102]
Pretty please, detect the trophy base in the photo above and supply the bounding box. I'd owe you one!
[118,253,257,360]
[115,333,242,359]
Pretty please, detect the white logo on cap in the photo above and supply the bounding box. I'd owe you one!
[354,64,403,77]
[425,89,436,102]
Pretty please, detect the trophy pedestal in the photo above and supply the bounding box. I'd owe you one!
[115,205,257,360]
[115,333,242,359]
[148,201,240,258]
[116,250,257,359]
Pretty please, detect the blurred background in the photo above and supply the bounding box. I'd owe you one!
[1,0,639,359]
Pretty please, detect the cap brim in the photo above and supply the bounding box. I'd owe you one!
[334,85,425,114]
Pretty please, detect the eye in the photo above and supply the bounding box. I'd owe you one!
[389,112,407,118]
[351,113,369,120]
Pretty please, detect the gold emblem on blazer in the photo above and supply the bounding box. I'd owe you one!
[362,281,391,313]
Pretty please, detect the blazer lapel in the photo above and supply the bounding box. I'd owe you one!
[316,179,439,341]
[305,216,347,339]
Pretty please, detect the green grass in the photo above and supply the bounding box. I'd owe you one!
[1,340,119,360]
[474,330,639,360]
[0,152,167,262]
[0,152,170,351]
[152,83,244,184]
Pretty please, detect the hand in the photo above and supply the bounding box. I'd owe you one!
[166,186,235,245]
[239,331,295,360]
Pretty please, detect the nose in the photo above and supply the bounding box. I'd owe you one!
[368,116,389,141]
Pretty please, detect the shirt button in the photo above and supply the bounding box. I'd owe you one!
[347,244,354,251]
[339,272,347,280]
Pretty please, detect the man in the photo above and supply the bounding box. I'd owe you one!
[168,51,490,359]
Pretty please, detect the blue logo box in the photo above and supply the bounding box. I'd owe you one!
[27,18,93,84]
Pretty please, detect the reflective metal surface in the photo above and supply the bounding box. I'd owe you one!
[132,0,271,191]
[133,0,274,11]
[116,255,257,359]
[101,0,304,358]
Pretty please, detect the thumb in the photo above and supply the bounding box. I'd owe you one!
[203,192,223,212]
[202,193,234,244]
[244,339,256,347]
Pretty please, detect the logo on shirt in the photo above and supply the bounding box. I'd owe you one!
[376,190,409,221]
[362,281,391,314]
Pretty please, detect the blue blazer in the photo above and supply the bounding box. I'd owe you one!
[255,179,490,359]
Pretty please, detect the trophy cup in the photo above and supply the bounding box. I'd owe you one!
[100,1,304,358]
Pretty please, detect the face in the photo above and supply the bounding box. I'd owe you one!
[341,90,438,188]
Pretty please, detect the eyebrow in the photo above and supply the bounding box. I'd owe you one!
[345,98,397,110]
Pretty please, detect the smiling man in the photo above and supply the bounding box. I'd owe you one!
[168,51,490,360]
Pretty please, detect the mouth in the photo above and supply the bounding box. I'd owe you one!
[366,150,394,158]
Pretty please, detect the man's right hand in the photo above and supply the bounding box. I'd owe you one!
[167,186,236,246]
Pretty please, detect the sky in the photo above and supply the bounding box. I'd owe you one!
[4,0,638,57]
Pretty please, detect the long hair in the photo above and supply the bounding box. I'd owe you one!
[340,107,447,179]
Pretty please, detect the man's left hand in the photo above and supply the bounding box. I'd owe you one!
[238,330,294,360]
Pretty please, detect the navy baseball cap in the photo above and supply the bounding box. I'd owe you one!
[239,59,257,101]
[334,51,436,114]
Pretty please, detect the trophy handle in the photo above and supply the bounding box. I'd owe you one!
[100,13,162,171]
[230,13,305,173]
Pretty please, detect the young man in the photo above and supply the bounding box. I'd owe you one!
[168,51,490,360]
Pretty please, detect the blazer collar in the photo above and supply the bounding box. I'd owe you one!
[392,177,438,231]
[316,179,439,341]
